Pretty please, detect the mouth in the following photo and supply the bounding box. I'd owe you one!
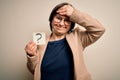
[57,26,66,31]
[56,24,66,29]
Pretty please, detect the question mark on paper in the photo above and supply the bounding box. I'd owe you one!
[36,33,42,43]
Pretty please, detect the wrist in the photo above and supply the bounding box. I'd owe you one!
[26,52,36,57]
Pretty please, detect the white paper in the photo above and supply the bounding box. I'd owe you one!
[33,32,46,45]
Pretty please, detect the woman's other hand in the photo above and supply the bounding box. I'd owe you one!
[25,41,37,56]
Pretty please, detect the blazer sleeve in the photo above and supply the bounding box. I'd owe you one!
[26,50,39,74]
[70,9,105,48]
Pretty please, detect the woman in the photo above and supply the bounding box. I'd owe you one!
[25,2,105,80]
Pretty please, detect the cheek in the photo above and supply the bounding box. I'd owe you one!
[51,20,56,26]
[51,20,59,29]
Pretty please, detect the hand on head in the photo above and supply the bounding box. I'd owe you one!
[57,5,74,17]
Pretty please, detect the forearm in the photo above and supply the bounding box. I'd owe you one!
[27,53,39,74]
[70,9,105,32]
[70,9,105,47]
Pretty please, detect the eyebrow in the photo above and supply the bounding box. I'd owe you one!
[55,14,70,20]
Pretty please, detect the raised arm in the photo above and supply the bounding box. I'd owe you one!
[70,9,105,47]
[57,5,105,48]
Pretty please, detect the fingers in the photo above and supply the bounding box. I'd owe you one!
[57,5,67,15]
[57,6,67,12]
[28,41,36,50]
[57,5,74,16]
[25,41,37,56]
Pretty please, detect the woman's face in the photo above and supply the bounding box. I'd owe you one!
[51,13,71,35]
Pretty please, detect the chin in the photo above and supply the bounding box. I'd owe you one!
[56,31,66,35]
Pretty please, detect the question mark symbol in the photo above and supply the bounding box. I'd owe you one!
[36,33,42,43]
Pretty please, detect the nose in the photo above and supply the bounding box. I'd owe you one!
[59,19,65,26]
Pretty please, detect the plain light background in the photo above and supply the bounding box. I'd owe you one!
[0,0,120,80]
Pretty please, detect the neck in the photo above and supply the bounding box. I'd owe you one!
[50,33,66,41]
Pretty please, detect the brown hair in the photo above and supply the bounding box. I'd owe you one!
[49,2,75,32]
